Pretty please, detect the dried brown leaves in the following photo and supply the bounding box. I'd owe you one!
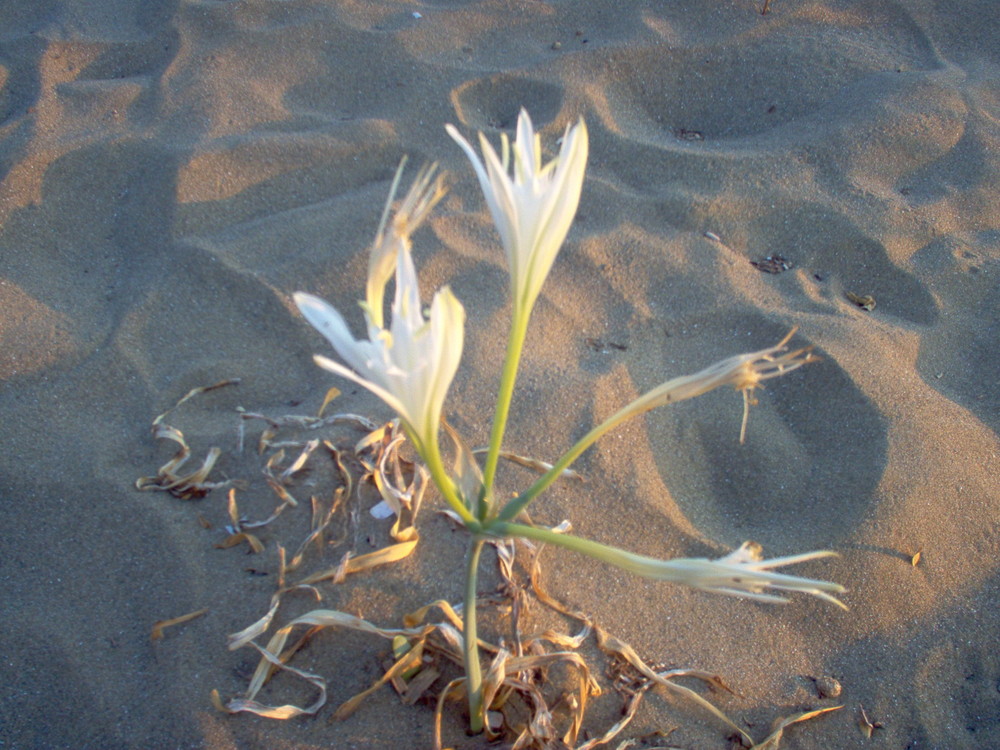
[750,706,842,749]
[465,537,838,749]
[136,384,430,720]
[215,521,840,748]
[150,608,209,642]
[135,379,240,498]
[213,415,430,719]
[475,448,585,483]
[141,383,839,748]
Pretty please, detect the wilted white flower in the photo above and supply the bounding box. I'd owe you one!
[495,522,846,609]
[364,161,445,329]
[591,329,817,447]
[645,542,846,608]
[446,109,588,314]
[294,166,463,461]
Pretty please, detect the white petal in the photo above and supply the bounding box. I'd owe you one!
[422,285,465,439]
[477,133,520,269]
[294,292,371,375]
[522,119,588,306]
[514,109,538,178]
[312,354,412,426]
[445,124,492,204]
[365,159,409,327]
[391,244,424,332]
[446,124,516,262]
[448,114,589,315]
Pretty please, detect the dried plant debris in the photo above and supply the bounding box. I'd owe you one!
[238,408,379,455]
[750,255,793,274]
[598,626,748,746]
[140,385,838,748]
[151,608,209,642]
[585,337,627,353]
[135,379,240,498]
[858,703,883,738]
[220,533,826,747]
[217,532,588,746]
[318,386,342,417]
[845,291,876,311]
[368,424,428,543]
[214,489,273,553]
[219,608,449,721]
[223,419,425,636]
[286,489,345,572]
[137,385,426,673]
[296,537,419,586]
[215,518,841,749]
[473,448,585,483]
[749,705,841,749]
[225,546,320,653]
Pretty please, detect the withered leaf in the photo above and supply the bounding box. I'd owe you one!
[151,607,209,641]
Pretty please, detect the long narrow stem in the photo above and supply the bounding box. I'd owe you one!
[496,392,651,523]
[495,335,810,524]
[481,307,531,502]
[407,425,481,529]
[487,521,847,607]
[488,521,648,570]
[463,538,486,733]
[497,328,816,521]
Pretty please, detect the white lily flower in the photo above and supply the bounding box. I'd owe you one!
[496,522,847,609]
[365,160,446,329]
[446,109,588,314]
[624,328,818,444]
[293,167,464,461]
[647,542,847,609]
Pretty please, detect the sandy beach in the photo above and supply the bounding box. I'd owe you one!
[2,0,998,748]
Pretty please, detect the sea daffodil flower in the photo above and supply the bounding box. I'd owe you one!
[494,524,847,609]
[293,166,464,466]
[250,118,846,740]
[446,109,588,315]
[364,161,446,329]
[497,330,818,523]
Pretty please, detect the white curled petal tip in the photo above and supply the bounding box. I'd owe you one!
[514,108,538,177]
[311,354,410,424]
[294,293,358,356]
[445,124,487,184]
[642,542,846,609]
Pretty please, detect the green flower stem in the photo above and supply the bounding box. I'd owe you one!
[488,520,657,574]
[496,333,816,523]
[487,521,847,608]
[481,306,531,506]
[464,538,486,733]
[405,425,481,530]
[496,389,659,523]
